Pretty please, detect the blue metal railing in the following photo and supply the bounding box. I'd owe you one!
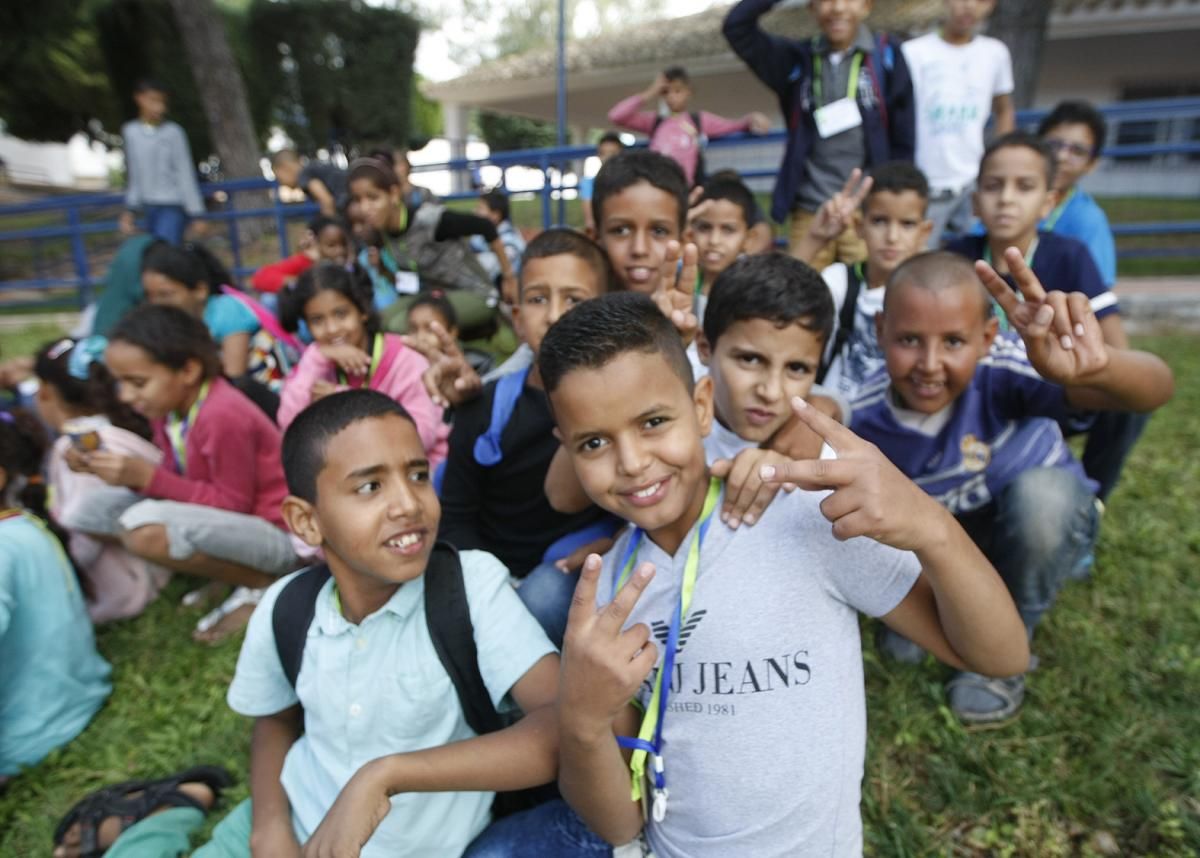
[3,97,1199,309]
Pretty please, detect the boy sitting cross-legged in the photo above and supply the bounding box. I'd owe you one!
[851,250,1174,722]
[538,291,1028,856]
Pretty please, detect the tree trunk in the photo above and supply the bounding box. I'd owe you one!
[986,0,1053,109]
[167,0,267,245]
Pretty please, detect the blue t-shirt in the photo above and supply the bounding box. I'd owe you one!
[0,513,112,775]
[850,334,1095,515]
[1043,187,1117,287]
[946,231,1119,320]
[203,294,260,344]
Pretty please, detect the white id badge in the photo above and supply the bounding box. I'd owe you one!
[394,270,420,295]
[814,97,863,138]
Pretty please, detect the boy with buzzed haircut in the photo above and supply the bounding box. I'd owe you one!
[851,250,1173,722]
[1038,100,1117,288]
[540,291,1029,857]
[947,131,1141,499]
[724,0,915,268]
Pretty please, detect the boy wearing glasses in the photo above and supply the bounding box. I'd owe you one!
[1037,101,1117,288]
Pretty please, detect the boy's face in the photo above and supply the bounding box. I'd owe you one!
[811,0,873,49]
[292,414,438,588]
[973,146,1056,245]
[597,141,623,163]
[857,190,932,281]
[698,318,824,444]
[550,350,713,546]
[316,225,350,265]
[273,159,300,189]
[1042,122,1098,194]
[944,0,996,37]
[690,199,749,278]
[134,89,167,124]
[663,79,692,113]
[514,254,604,359]
[598,180,681,293]
[877,280,998,415]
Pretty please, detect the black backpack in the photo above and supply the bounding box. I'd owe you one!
[272,541,553,815]
[816,264,864,385]
[653,110,707,186]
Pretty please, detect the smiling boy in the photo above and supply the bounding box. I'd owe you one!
[541,292,1028,856]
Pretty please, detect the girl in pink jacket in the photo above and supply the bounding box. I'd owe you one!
[277,263,449,464]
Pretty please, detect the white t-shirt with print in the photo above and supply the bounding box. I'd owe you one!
[903,32,1014,190]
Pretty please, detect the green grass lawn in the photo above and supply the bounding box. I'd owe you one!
[1,335,1198,855]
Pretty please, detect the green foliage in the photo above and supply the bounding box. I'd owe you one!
[0,330,1198,856]
[478,111,557,154]
[246,0,419,153]
[411,76,444,143]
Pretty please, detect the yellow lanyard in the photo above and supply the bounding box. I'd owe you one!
[165,381,210,474]
[336,334,384,388]
[614,477,722,812]
[812,46,865,107]
[1044,187,1076,232]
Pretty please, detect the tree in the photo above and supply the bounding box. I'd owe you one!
[987,0,1053,109]
[166,0,262,182]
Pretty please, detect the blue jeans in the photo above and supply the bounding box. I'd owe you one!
[517,562,579,649]
[144,205,189,245]
[956,467,1100,632]
[463,799,611,857]
[1080,410,1151,502]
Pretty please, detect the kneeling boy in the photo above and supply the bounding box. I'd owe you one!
[543,292,1028,856]
[852,251,1173,722]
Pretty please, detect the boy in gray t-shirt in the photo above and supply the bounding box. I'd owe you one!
[537,292,1029,857]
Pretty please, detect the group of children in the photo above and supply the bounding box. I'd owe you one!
[2,1,1176,856]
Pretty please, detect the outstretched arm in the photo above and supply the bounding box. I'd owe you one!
[723,0,798,95]
[977,251,1174,413]
[761,398,1030,677]
[250,706,303,857]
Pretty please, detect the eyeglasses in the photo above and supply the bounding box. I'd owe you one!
[1045,139,1096,162]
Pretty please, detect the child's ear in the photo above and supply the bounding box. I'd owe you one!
[917,217,934,247]
[1038,187,1060,220]
[981,315,1000,352]
[182,357,206,387]
[695,331,713,366]
[281,494,324,548]
[693,374,715,437]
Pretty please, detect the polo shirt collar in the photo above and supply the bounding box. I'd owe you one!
[314,573,424,636]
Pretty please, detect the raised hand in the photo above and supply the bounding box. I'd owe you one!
[807,168,874,243]
[560,554,658,736]
[652,240,701,346]
[710,448,796,529]
[746,111,772,135]
[975,250,1108,385]
[759,397,945,551]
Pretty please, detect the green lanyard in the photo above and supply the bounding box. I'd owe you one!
[812,42,865,107]
[336,334,384,388]
[165,380,210,473]
[1043,187,1076,233]
[615,477,722,806]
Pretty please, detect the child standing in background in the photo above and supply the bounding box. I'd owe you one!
[609,66,770,187]
[580,133,624,236]
[34,336,169,623]
[472,189,527,285]
[0,408,112,782]
[903,0,1015,243]
[276,263,449,465]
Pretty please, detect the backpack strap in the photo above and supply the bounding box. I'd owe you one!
[424,542,504,736]
[272,564,333,689]
[867,32,893,134]
[220,285,302,352]
[473,366,530,466]
[816,264,864,385]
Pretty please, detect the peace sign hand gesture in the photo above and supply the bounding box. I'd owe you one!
[759,397,947,552]
[560,554,658,738]
[652,239,701,346]
[975,250,1109,386]
[808,168,873,243]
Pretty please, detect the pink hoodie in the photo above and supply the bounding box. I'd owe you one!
[608,95,753,185]
[277,333,450,465]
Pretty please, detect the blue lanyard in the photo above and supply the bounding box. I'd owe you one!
[613,477,721,821]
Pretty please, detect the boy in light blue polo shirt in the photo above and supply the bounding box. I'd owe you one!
[104,391,565,857]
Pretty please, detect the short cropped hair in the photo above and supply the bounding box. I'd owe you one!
[980,131,1058,189]
[663,66,690,85]
[270,148,299,167]
[520,227,617,295]
[282,389,415,503]
[866,161,930,209]
[597,131,623,149]
[133,78,167,95]
[1038,100,1107,159]
[885,251,992,321]
[479,189,510,222]
[538,292,693,396]
[696,176,757,229]
[592,150,688,232]
[703,253,835,347]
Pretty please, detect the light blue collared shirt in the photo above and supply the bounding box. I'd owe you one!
[227,549,554,856]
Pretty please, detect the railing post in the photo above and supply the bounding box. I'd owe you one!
[227,190,243,287]
[67,205,92,307]
[273,183,290,258]
[540,154,552,230]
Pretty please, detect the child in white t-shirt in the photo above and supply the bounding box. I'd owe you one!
[902,0,1014,242]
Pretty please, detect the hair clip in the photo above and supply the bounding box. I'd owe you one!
[67,336,108,381]
[46,338,76,361]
